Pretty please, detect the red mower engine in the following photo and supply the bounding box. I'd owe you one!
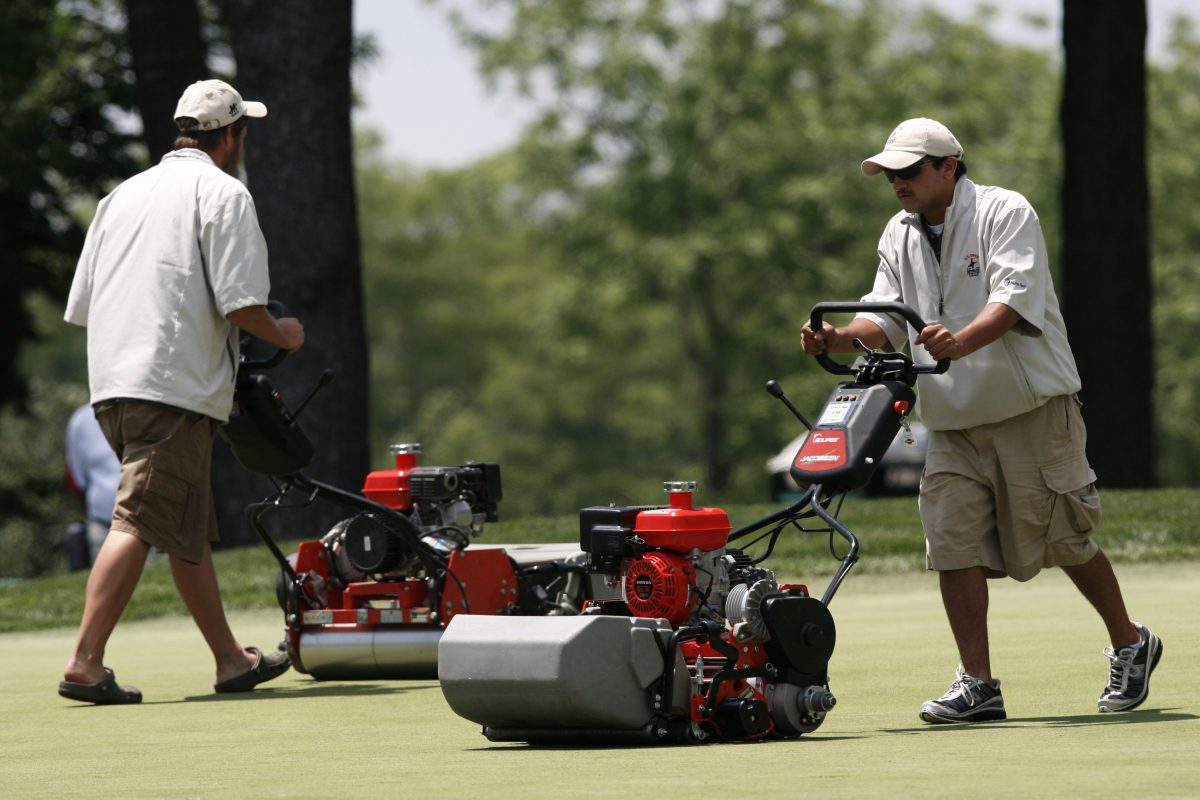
[277,444,588,680]
[581,481,731,625]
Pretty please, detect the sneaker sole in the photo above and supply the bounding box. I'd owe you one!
[919,704,1007,724]
[1098,634,1163,713]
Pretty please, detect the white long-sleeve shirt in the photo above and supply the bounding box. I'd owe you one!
[65,149,270,422]
[857,178,1081,430]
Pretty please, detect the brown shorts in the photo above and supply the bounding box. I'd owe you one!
[919,395,1101,582]
[95,400,219,564]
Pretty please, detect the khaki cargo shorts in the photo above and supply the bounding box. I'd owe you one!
[919,394,1101,582]
[95,400,219,565]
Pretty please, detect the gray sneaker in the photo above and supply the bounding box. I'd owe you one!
[1098,623,1162,713]
[920,665,1007,724]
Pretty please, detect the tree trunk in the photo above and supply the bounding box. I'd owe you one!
[213,0,370,544]
[123,0,208,163]
[1060,0,1154,487]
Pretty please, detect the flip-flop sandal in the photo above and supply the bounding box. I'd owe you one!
[213,646,291,693]
[59,668,142,705]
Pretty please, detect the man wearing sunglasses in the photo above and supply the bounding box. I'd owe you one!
[801,118,1161,724]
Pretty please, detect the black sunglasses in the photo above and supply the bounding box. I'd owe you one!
[882,157,932,182]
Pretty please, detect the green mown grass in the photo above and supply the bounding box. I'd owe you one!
[3,488,1197,633]
[3,564,1198,798]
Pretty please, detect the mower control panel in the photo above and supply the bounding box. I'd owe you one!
[815,393,860,426]
[791,380,915,494]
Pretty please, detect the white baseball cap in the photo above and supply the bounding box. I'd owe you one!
[174,79,267,132]
[861,118,963,176]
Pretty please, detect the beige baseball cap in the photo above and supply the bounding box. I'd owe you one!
[174,79,267,132]
[861,118,963,176]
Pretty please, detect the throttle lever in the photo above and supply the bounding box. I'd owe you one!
[290,368,335,420]
[765,380,812,431]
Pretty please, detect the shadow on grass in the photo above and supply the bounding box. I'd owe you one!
[879,707,1197,734]
[173,680,441,704]
[467,733,866,752]
[461,708,1198,749]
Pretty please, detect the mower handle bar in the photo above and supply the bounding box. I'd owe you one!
[809,301,949,376]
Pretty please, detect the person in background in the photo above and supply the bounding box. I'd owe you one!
[64,403,121,569]
[802,117,1161,723]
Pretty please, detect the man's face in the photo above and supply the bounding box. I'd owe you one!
[229,126,247,170]
[216,125,248,177]
[886,156,956,219]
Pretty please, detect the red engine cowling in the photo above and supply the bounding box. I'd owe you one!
[622,550,696,624]
[633,481,731,553]
[361,442,420,510]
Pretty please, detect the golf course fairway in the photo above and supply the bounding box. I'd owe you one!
[2,562,1196,798]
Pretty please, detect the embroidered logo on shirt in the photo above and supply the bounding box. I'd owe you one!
[964,253,980,277]
[1002,276,1027,290]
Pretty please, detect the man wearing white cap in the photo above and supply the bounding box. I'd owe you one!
[801,118,1161,723]
[59,79,303,704]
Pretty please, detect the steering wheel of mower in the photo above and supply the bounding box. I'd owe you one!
[809,301,950,376]
[238,299,291,372]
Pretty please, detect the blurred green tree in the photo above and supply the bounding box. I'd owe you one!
[0,0,141,577]
[411,0,1062,509]
[0,0,140,410]
[352,1,1067,515]
[1148,16,1200,487]
[6,0,1198,578]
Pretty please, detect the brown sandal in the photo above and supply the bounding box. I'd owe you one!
[213,647,291,693]
[59,669,142,705]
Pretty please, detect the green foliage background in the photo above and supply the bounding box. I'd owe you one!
[3,1,1199,577]
[357,2,1199,520]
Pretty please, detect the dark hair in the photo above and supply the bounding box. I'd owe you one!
[173,116,248,153]
[931,155,968,178]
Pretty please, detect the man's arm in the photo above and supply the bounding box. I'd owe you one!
[227,305,305,351]
[914,302,1020,361]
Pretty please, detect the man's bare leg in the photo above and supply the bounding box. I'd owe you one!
[939,566,993,681]
[169,543,257,685]
[1061,550,1140,647]
[64,531,150,684]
